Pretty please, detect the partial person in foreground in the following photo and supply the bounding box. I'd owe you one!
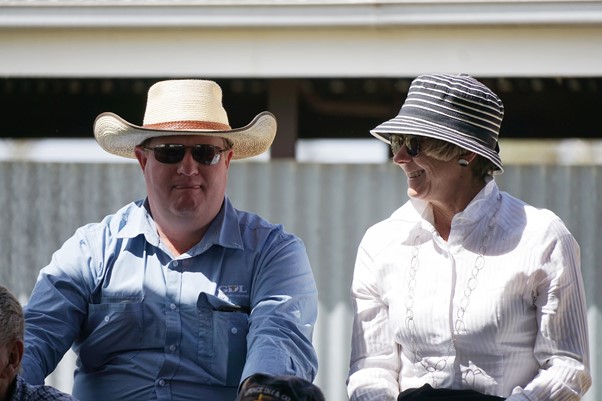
[22,79,319,401]
[0,285,78,401]
[347,73,591,401]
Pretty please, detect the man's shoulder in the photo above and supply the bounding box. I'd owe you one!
[13,376,78,401]
[231,207,301,245]
[234,208,278,228]
[75,200,146,236]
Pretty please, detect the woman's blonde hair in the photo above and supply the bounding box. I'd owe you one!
[420,137,496,180]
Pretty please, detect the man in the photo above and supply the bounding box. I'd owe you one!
[0,285,77,401]
[22,80,319,401]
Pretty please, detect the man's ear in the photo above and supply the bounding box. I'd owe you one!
[224,149,233,170]
[0,340,23,380]
[134,145,148,171]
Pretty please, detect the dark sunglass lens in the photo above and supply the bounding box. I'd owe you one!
[153,145,185,164]
[390,136,402,154]
[406,137,420,157]
[192,145,221,165]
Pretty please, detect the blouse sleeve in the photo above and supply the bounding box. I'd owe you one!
[508,224,591,401]
[347,240,401,401]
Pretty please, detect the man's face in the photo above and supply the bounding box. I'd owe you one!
[134,135,233,229]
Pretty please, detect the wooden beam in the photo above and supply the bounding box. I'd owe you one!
[268,79,298,159]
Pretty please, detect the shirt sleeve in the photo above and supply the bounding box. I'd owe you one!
[22,227,97,385]
[241,231,319,383]
[509,223,592,401]
[347,239,400,401]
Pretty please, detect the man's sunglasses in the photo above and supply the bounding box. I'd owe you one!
[390,135,420,157]
[142,144,230,165]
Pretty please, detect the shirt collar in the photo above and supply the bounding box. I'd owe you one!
[10,375,25,401]
[115,196,244,253]
[194,196,244,252]
[452,179,500,225]
[396,179,500,240]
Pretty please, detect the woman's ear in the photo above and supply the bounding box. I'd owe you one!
[458,152,478,166]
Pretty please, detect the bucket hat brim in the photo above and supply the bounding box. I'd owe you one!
[371,115,503,173]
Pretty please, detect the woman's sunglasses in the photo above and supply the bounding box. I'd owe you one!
[142,144,230,165]
[390,135,421,157]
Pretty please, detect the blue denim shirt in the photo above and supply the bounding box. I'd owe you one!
[22,196,318,401]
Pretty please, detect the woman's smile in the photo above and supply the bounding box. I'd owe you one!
[406,169,424,179]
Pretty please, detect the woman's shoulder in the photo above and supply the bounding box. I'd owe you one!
[499,191,573,240]
[361,201,420,248]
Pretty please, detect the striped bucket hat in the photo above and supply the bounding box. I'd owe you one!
[371,73,504,174]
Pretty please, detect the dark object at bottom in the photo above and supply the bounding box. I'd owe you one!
[237,373,325,401]
[398,384,505,401]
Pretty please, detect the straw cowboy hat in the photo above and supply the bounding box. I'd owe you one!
[93,79,277,160]
[370,73,505,174]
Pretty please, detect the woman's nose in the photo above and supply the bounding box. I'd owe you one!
[393,145,413,164]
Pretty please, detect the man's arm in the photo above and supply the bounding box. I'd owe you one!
[241,232,318,382]
[23,229,95,384]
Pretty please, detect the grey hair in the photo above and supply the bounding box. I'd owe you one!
[0,285,24,344]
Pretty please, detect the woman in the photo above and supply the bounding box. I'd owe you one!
[347,74,591,401]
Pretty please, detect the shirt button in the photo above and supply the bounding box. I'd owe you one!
[173,261,179,267]
[170,303,176,310]
[169,344,176,351]
[158,379,166,386]
[104,316,110,322]
[231,327,238,334]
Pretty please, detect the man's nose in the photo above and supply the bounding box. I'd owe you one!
[176,149,200,175]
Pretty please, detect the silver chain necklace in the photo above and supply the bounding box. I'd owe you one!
[404,194,501,382]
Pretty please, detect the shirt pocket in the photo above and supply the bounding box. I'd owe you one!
[80,299,144,370]
[197,293,249,386]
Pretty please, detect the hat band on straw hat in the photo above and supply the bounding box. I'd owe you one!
[143,120,231,131]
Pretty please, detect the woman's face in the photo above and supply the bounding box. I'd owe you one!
[392,136,464,204]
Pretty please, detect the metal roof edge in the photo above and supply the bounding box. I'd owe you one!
[1,1,602,28]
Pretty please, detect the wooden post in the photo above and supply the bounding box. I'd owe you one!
[268,79,298,159]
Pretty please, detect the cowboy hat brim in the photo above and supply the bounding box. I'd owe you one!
[94,111,277,160]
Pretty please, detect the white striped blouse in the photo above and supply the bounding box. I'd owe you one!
[348,180,591,401]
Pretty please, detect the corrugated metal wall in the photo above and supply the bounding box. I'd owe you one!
[1,161,599,401]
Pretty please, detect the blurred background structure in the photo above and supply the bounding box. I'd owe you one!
[1,1,601,400]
